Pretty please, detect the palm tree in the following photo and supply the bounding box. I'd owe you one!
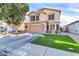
[0,3,29,32]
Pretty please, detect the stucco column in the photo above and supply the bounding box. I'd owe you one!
[55,24,56,31]
[49,24,50,33]
[48,24,50,30]
[35,16,36,21]
[43,23,47,33]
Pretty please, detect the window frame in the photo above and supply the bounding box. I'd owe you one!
[56,24,59,30]
[31,16,35,21]
[48,13,55,20]
[36,16,39,21]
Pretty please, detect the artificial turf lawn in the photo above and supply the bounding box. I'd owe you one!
[31,34,79,53]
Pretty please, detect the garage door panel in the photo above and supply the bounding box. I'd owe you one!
[29,24,44,33]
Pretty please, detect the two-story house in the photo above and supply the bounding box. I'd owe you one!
[19,8,61,33]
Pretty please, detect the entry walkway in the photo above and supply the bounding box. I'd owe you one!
[9,43,79,56]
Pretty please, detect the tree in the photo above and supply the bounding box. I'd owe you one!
[0,3,29,32]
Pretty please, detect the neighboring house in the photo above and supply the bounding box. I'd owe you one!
[0,21,13,32]
[63,20,79,34]
[19,8,61,33]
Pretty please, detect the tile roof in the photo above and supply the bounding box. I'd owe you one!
[27,8,61,16]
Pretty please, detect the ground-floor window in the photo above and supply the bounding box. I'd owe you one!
[47,24,49,30]
[56,24,59,30]
[25,25,28,28]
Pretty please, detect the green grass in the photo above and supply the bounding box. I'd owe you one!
[31,34,79,53]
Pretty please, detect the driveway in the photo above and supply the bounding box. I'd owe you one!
[61,32,79,44]
[0,33,39,56]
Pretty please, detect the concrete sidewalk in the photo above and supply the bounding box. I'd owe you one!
[61,32,79,44]
[9,43,79,56]
[68,34,79,44]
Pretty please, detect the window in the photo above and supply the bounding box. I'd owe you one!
[25,26,28,28]
[76,29,78,32]
[52,25,55,30]
[52,14,54,20]
[48,14,54,20]
[31,16,39,21]
[56,24,59,30]
[47,24,49,30]
[31,16,35,21]
[48,15,51,20]
[36,16,39,21]
[0,27,3,29]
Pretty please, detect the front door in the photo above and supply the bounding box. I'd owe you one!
[50,24,55,33]
[46,24,49,33]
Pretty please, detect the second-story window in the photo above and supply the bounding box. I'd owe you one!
[48,14,54,20]
[31,16,39,21]
[31,16,35,21]
[36,16,39,21]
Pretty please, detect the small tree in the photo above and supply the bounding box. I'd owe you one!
[0,3,29,32]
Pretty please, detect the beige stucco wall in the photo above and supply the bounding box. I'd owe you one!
[42,9,60,22]
[39,13,47,21]
[18,23,25,31]
[19,8,61,33]
[39,9,61,22]
[28,9,60,23]
[29,13,39,22]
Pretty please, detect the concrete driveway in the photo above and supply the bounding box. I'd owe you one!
[0,33,39,56]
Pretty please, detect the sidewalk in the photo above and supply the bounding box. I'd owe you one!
[61,32,79,44]
[9,43,79,56]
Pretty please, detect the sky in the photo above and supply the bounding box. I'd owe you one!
[28,3,79,27]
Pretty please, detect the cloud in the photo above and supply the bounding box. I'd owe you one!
[68,3,79,8]
[60,15,79,27]
[66,3,79,13]
[60,3,79,27]
[68,8,79,13]
[29,3,79,27]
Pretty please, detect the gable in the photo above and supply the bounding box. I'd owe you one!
[27,12,39,16]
